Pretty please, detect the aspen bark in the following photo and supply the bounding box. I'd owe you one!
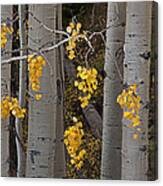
[122,2,152,180]
[101,2,126,180]
[26,4,65,178]
[1,5,12,177]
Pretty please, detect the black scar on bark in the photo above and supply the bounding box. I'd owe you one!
[121,22,126,27]
[140,80,144,84]
[124,64,128,68]
[139,51,151,60]
[30,150,41,164]
[139,145,147,152]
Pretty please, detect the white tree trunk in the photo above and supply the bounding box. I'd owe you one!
[122,2,152,180]
[101,2,126,180]
[1,5,12,177]
[26,4,65,178]
[15,5,27,177]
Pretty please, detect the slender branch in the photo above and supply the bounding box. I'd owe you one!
[83,35,94,52]
[1,37,68,65]
[3,46,33,55]
[13,127,25,152]
[1,34,89,65]
[85,48,92,68]
[28,11,69,37]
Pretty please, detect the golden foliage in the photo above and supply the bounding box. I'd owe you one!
[66,22,85,60]
[1,22,13,48]
[117,84,142,139]
[64,118,86,170]
[27,55,46,100]
[74,66,98,108]
[66,130,101,179]
[1,96,26,119]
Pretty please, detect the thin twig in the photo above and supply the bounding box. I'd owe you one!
[28,11,69,37]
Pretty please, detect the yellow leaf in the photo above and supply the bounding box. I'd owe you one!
[35,94,42,101]
[70,159,76,165]
[77,66,82,71]
[69,22,75,29]
[123,111,134,120]
[132,116,140,127]
[74,81,79,87]
[66,26,72,33]
[72,30,78,37]
[133,133,139,140]
[76,22,82,31]
[68,50,75,60]
[78,82,85,90]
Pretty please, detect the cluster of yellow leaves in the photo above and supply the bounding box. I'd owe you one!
[27,55,46,100]
[64,117,86,170]
[1,96,26,119]
[117,84,142,139]
[66,22,84,60]
[74,66,98,108]
[1,23,13,48]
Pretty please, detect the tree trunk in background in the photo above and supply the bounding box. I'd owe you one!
[53,4,65,178]
[101,2,126,180]
[122,2,152,180]
[1,5,12,177]
[15,5,27,177]
[151,2,158,180]
[26,4,65,178]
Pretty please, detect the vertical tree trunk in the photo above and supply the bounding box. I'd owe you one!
[122,2,152,180]
[1,5,12,177]
[26,4,65,178]
[151,2,158,180]
[148,2,158,180]
[101,2,126,180]
[15,5,27,177]
[53,4,65,178]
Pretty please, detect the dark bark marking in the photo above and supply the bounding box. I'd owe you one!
[37,136,51,141]
[128,33,136,38]
[56,78,62,104]
[139,145,147,152]
[30,150,41,164]
[139,51,151,60]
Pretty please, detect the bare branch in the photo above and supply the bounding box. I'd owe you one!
[1,34,89,65]
[1,37,68,65]
[28,11,69,37]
